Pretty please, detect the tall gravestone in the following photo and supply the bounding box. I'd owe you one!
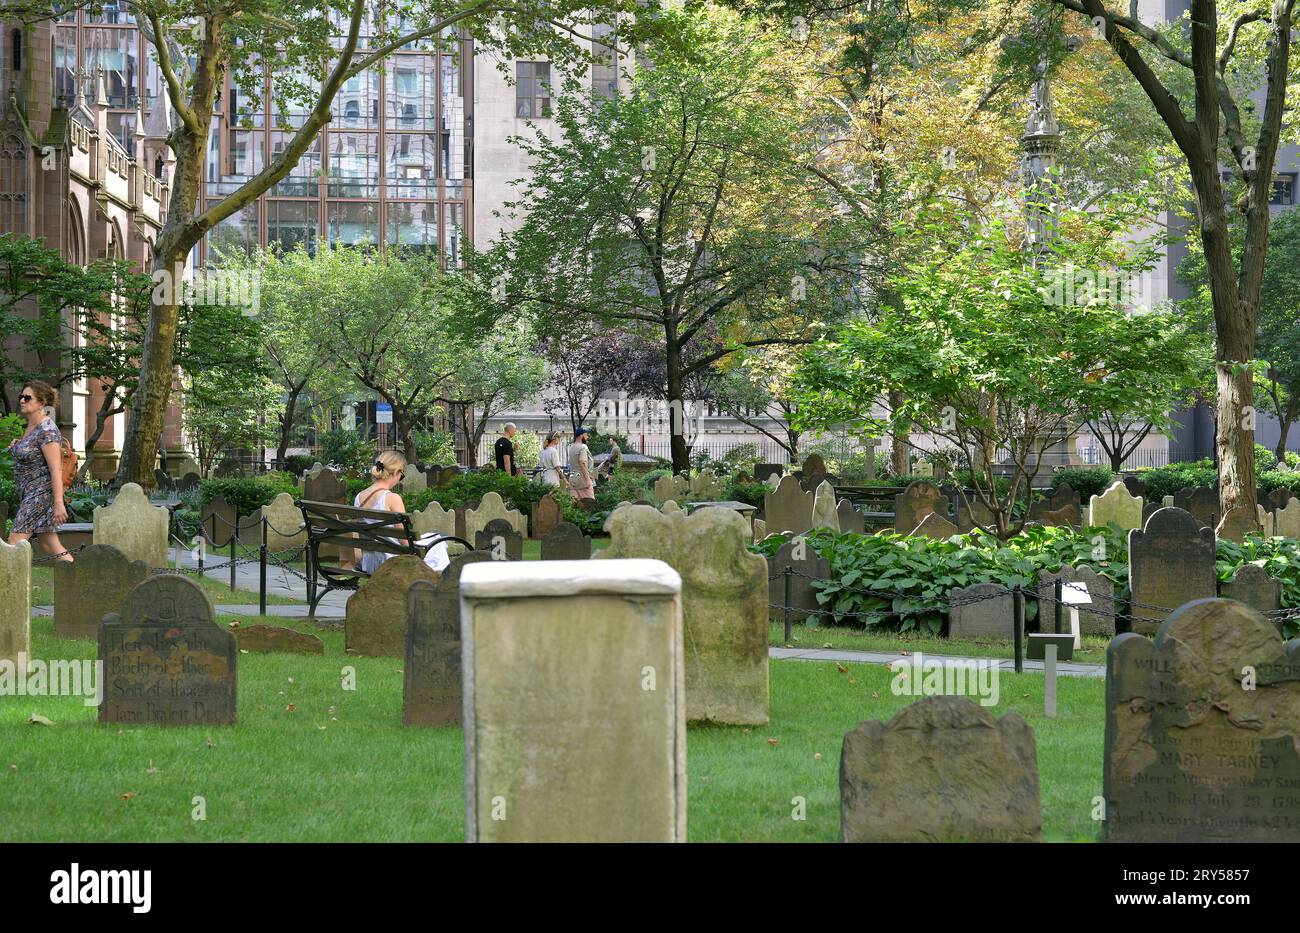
[1276,498,1300,539]
[1216,505,1261,543]
[1258,505,1275,537]
[1104,598,1300,842]
[1036,565,1115,636]
[303,465,346,503]
[1088,480,1143,531]
[765,475,812,536]
[751,518,767,543]
[948,583,1013,639]
[1221,564,1282,617]
[810,481,840,533]
[93,483,169,568]
[1173,487,1218,529]
[652,474,675,503]
[895,481,949,535]
[411,501,456,539]
[475,517,523,561]
[465,492,526,542]
[531,493,563,540]
[248,493,307,552]
[1128,507,1216,635]
[837,499,865,534]
[403,552,492,727]
[801,453,827,476]
[541,522,592,561]
[767,537,829,622]
[461,559,687,842]
[400,465,428,495]
[53,544,148,640]
[99,576,237,725]
[598,505,768,725]
[841,696,1039,842]
[0,539,31,663]
[345,556,439,656]
[176,473,201,495]
[201,495,238,547]
[1029,484,1081,526]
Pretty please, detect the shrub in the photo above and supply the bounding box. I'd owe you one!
[0,413,23,484]
[406,470,549,516]
[723,477,765,508]
[594,472,651,511]
[1050,467,1114,502]
[1286,452,1299,469]
[719,442,761,475]
[1134,460,1217,502]
[198,473,300,516]
[410,429,456,466]
[282,453,316,476]
[171,508,203,542]
[318,429,377,473]
[1257,469,1300,495]
[1256,443,1278,474]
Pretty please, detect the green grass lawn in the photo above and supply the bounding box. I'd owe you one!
[30,565,303,608]
[0,612,1104,842]
[770,621,1110,665]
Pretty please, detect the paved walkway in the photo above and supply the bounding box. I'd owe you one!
[769,646,1104,678]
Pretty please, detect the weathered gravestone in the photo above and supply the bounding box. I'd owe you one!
[1120,474,1146,498]
[201,495,238,548]
[800,472,838,493]
[475,517,523,561]
[99,576,237,725]
[948,583,1013,639]
[461,559,687,842]
[652,474,675,503]
[410,500,456,539]
[754,464,784,483]
[345,555,439,656]
[1258,505,1275,537]
[1216,505,1262,543]
[0,539,31,663]
[1036,565,1115,637]
[1276,498,1300,539]
[895,481,949,535]
[660,499,683,515]
[1220,564,1282,618]
[1029,484,1081,526]
[1173,487,1219,529]
[465,491,526,542]
[238,492,307,552]
[671,474,690,498]
[531,492,563,540]
[303,466,347,505]
[176,473,201,495]
[752,518,767,543]
[1263,488,1294,513]
[765,475,812,536]
[153,468,174,493]
[841,696,1040,842]
[400,465,428,495]
[801,453,827,477]
[1104,598,1300,842]
[1088,480,1143,531]
[541,522,591,561]
[53,544,147,640]
[215,459,241,477]
[93,483,169,568]
[837,499,865,534]
[233,624,324,655]
[956,497,996,533]
[767,537,829,622]
[598,505,768,725]
[911,512,959,540]
[403,552,492,727]
[810,481,840,533]
[1128,507,1216,635]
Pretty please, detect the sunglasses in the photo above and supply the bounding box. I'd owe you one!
[18,394,33,403]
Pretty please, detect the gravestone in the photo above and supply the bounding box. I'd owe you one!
[1120,475,1146,498]
[92,483,169,568]
[752,518,767,543]
[475,517,523,561]
[531,493,563,540]
[1088,480,1143,531]
[896,481,949,535]
[767,537,829,622]
[911,512,959,540]
[176,473,201,495]
[1173,486,1218,529]
[1263,488,1295,513]
[541,522,591,561]
[765,475,812,536]
[1128,507,1216,635]
[841,696,1039,843]
[253,493,307,552]
[810,481,840,533]
[1221,564,1282,617]
[303,466,347,505]
[52,544,147,640]
[201,495,238,547]
[800,472,838,493]
[652,474,675,503]
[1029,485,1081,526]
[403,552,493,727]
[401,465,428,495]
[1036,565,1115,637]
[1258,505,1275,537]
[1215,505,1262,543]
[801,453,827,476]
[215,459,240,477]
[1103,598,1300,842]
[234,624,323,655]
[690,469,724,499]
[0,539,31,663]
[766,472,782,491]
[956,497,995,533]
[98,576,237,725]
[948,583,1013,639]
[598,505,768,725]
[435,466,460,488]
[913,461,934,479]
[345,555,439,656]
[754,464,783,483]
[153,468,174,493]
[671,474,690,498]
[660,500,683,515]
[461,559,686,842]
[1276,498,1300,539]
[465,492,526,541]
[837,499,865,534]
[411,500,456,539]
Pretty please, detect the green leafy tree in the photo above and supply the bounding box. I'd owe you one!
[440,319,545,467]
[1252,209,1300,461]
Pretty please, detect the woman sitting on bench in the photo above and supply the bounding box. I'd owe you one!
[352,451,409,574]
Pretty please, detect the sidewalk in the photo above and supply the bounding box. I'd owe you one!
[769,645,1105,678]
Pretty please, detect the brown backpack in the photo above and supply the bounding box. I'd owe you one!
[58,436,77,490]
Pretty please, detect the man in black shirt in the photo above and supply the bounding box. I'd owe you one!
[494,423,519,476]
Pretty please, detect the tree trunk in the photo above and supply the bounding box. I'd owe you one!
[1216,360,1257,513]
[665,341,689,474]
[276,383,304,469]
[78,392,124,481]
[887,389,908,475]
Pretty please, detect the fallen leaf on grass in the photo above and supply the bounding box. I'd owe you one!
[835,663,848,674]
[287,677,295,684]
[238,649,250,654]
[848,677,857,684]
[741,728,752,735]
[9,764,16,772]
[205,736,214,749]
[120,792,135,801]
[285,704,298,713]
[766,738,779,747]
[814,752,823,761]
[871,691,880,700]
[228,620,241,629]
[821,643,832,649]
[28,714,54,726]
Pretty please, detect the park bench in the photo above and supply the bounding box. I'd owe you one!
[296,499,471,617]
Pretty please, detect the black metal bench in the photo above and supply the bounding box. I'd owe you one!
[296,498,471,617]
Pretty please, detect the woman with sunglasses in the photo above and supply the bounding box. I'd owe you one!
[351,450,409,574]
[7,381,73,562]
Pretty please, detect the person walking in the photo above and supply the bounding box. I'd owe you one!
[567,427,595,502]
[538,431,569,490]
[494,422,520,476]
[7,381,73,562]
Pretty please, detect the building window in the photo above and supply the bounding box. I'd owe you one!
[1271,174,1296,206]
[516,61,550,119]
[11,30,21,72]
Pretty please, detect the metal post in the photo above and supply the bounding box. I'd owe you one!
[229,530,237,592]
[1013,585,1024,674]
[1054,577,1063,635]
[259,517,268,616]
[783,564,794,644]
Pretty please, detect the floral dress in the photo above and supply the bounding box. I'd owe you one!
[11,417,62,534]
